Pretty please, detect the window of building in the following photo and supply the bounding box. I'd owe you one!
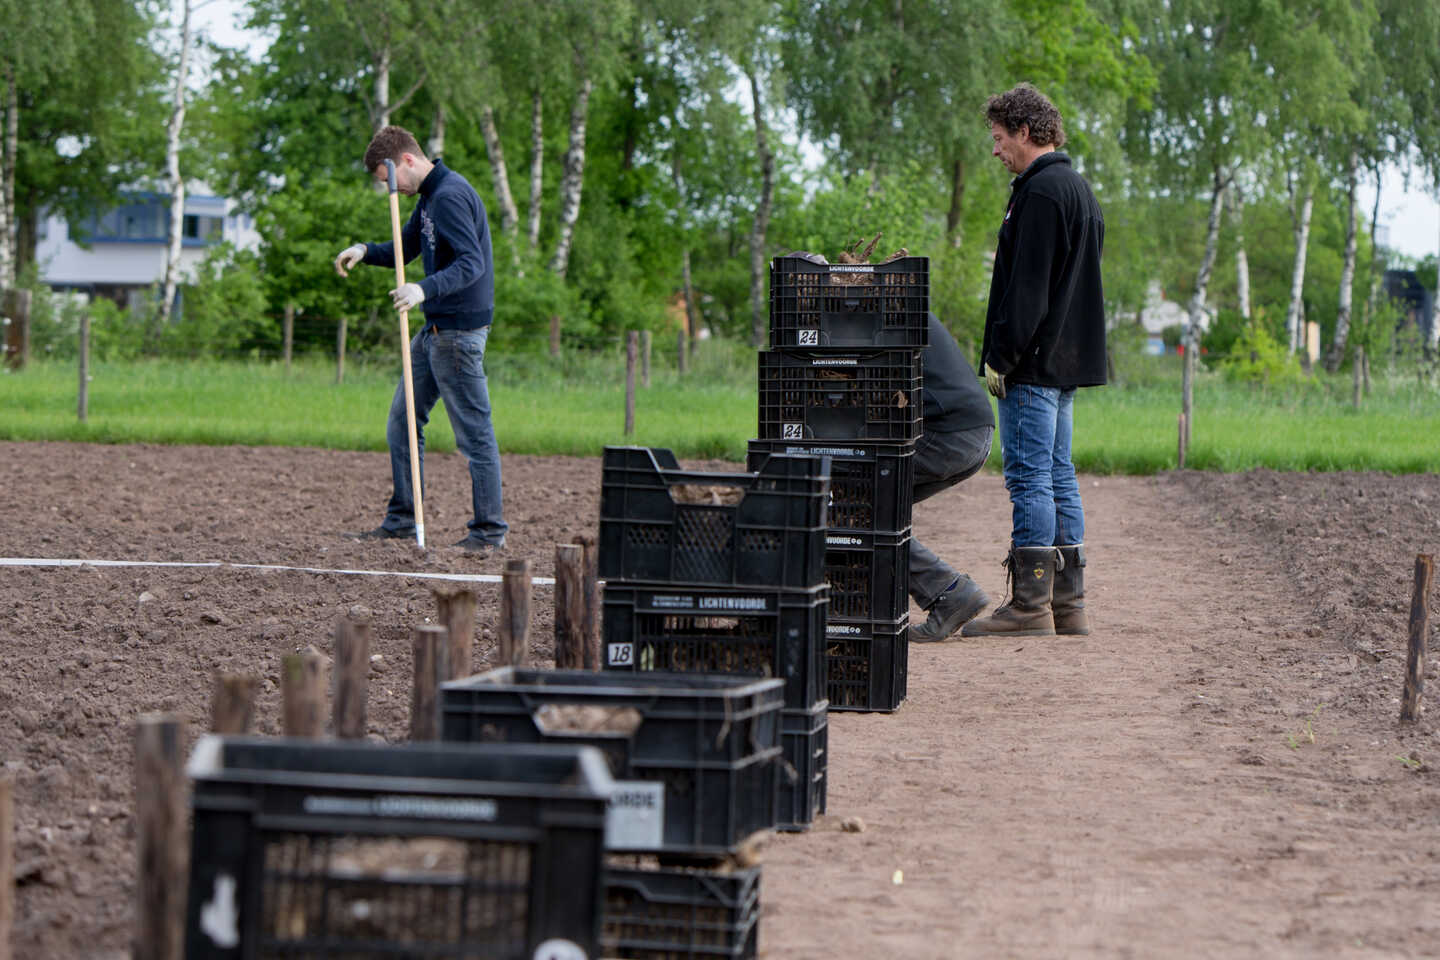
[183,213,224,243]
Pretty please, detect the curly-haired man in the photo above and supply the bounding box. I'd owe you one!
[962,83,1106,639]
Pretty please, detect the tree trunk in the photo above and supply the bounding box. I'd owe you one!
[427,101,445,158]
[1325,150,1360,373]
[1183,170,1227,425]
[1433,201,1440,359]
[746,68,774,348]
[548,74,591,278]
[946,152,965,248]
[1361,162,1384,363]
[681,246,698,339]
[0,65,15,289]
[1285,188,1314,356]
[480,105,519,236]
[158,0,195,331]
[1228,184,1250,319]
[527,89,543,252]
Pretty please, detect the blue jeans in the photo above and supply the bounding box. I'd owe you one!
[997,384,1083,547]
[382,325,508,544]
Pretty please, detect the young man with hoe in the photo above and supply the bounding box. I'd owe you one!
[334,125,508,555]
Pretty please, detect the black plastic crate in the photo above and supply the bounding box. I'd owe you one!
[757,349,923,443]
[746,439,914,535]
[827,616,909,713]
[184,736,612,960]
[769,255,929,349]
[778,702,828,831]
[604,862,761,959]
[824,528,911,622]
[441,668,783,858]
[600,445,830,589]
[602,582,828,713]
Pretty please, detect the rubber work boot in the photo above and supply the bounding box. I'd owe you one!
[959,546,1059,638]
[909,576,990,643]
[1052,543,1090,636]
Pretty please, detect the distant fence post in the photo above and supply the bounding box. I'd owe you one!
[677,326,687,375]
[78,309,90,422]
[283,302,295,372]
[625,331,638,435]
[3,288,31,371]
[335,316,348,384]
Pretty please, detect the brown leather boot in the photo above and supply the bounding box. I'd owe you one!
[960,546,1057,638]
[1053,544,1089,636]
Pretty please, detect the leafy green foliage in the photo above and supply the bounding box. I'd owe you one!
[1216,313,1310,388]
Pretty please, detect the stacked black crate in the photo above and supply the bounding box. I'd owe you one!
[750,254,928,715]
[595,444,832,834]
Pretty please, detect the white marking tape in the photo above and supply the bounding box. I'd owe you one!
[0,557,556,587]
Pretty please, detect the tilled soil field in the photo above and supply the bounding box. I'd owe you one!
[2,441,1437,958]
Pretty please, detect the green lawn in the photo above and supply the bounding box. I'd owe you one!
[3,351,1438,473]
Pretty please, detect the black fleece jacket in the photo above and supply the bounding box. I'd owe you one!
[982,152,1106,387]
[363,160,494,329]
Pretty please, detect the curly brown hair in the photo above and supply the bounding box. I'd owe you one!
[363,125,426,174]
[984,83,1066,149]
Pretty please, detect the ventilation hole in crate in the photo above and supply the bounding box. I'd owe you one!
[533,704,642,736]
[829,478,875,529]
[740,530,782,554]
[674,510,733,582]
[825,556,872,619]
[626,523,668,548]
[258,834,531,956]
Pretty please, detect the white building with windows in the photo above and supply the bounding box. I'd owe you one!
[35,187,260,307]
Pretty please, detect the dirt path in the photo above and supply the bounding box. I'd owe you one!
[1,443,1436,958]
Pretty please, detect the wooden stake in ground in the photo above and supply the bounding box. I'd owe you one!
[578,533,601,670]
[335,316,347,384]
[410,624,450,740]
[384,158,426,549]
[0,775,12,960]
[554,544,586,668]
[500,559,533,667]
[210,673,259,735]
[281,648,327,738]
[1400,553,1433,723]
[1177,413,1188,470]
[432,586,477,680]
[134,715,186,960]
[333,619,371,739]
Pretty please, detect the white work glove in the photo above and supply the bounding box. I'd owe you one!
[984,363,1007,399]
[391,282,426,312]
[333,243,366,277]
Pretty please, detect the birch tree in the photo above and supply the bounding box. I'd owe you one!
[158,0,196,330]
[547,0,629,278]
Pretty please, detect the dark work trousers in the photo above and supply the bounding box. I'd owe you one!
[909,424,994,609]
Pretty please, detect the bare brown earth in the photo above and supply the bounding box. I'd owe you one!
[1,441,1437,959]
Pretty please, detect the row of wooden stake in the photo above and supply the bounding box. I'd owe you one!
[0,540,604,960]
